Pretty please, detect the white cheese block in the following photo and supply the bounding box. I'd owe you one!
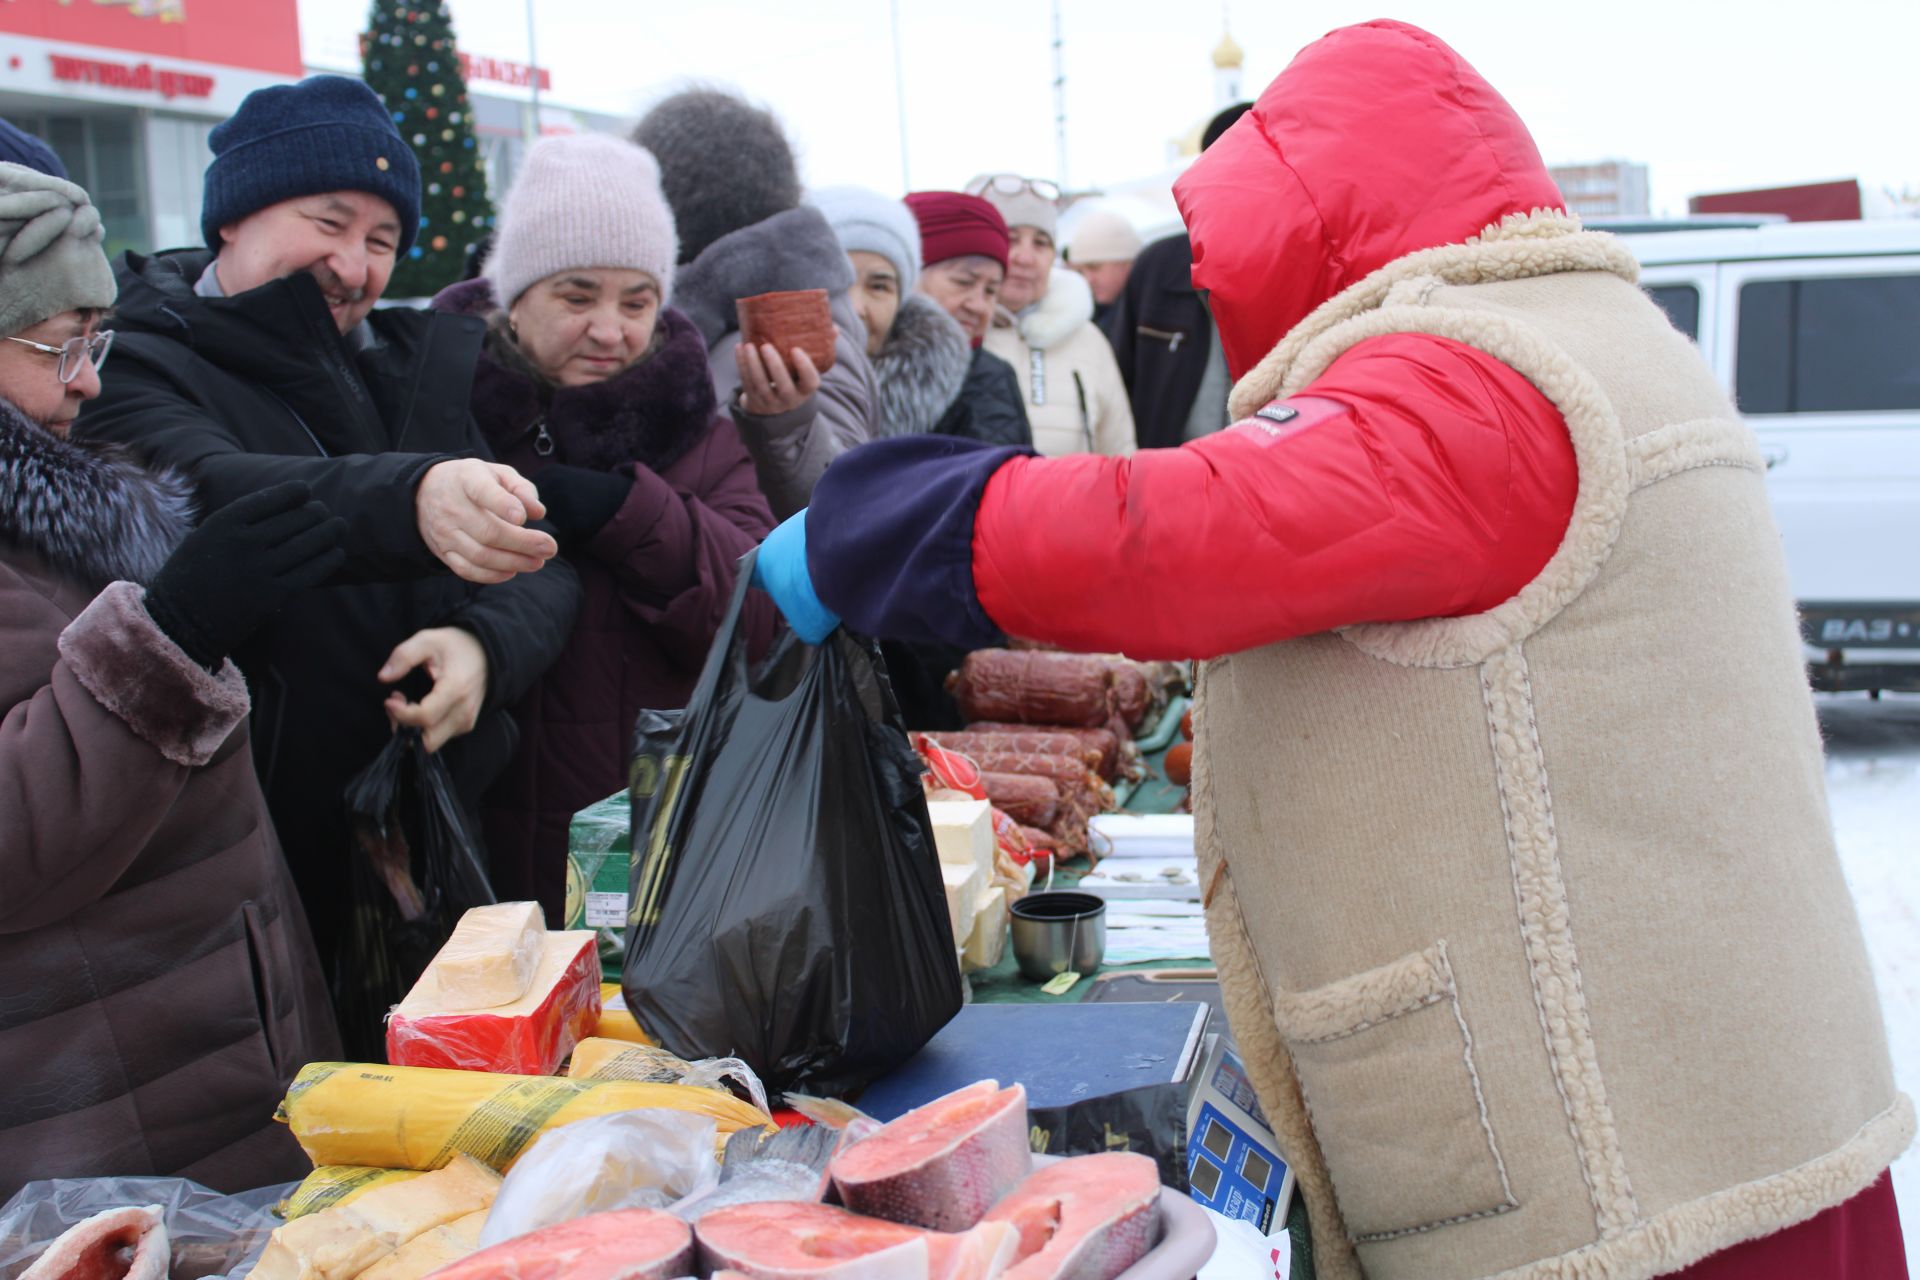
[942,861,983,943]
[393,929,596,1021]
[963,886,1011,971]
[424,901,545,1009]
[253,1155,500,1280]
[927,798,994,883]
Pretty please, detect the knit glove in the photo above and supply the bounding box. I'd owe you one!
[534,463,633,545]
[144,482,347,668]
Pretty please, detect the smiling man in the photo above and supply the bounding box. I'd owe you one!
[75,77,581,1027]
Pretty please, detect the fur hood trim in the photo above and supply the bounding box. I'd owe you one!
[871,293,971,437]
[673,205,856,348]
[998,267,1095,353]
[0,396,194,588]
[433,278,720,476]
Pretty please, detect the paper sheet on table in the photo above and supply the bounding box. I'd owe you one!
[1198,1205,1292,1280]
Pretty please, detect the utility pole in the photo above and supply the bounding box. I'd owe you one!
[1051,0,1068,188]
[890,0,911,190]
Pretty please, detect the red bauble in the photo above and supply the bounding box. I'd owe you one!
[426,107,438,119]
[440,161,453,173]
[452,186,464,198]
[432,235,449,251]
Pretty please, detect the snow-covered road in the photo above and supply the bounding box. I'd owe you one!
[1820,694,1920,1266]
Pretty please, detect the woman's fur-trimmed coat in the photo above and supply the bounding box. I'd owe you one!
[0,397,337,1197]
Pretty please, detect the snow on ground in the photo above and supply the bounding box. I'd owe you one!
[1818,693,1920,1267]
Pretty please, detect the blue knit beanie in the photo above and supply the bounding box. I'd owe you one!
[0,118,67,180]
[202,75,421,253]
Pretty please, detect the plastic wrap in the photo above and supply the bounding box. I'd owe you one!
[278,1168,424,1222]
[385,929,600,1075]
[476,1110,720,1249]
[980,772,1060,829]
[596,983,658,1046]
[0,1178,290,1280]
[949,651,1119,729]
[567,1038,771,1115]
[622,559,962,1097]
[273,1061,770,1172]
[918,731,1102,776]
[966,722,1132,781]
[962,751,1115,818]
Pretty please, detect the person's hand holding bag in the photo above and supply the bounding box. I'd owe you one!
[750,511,839,644]
[143,481,347,668]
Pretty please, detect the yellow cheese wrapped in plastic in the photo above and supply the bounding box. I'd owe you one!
[358,1209,486,1280]
[274,1061,771,1171]
[279,1167,425,1221]
[594,982,658,1046]
[252,1154,498,1280]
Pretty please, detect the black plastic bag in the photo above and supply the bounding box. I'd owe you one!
[332,727,495,1060]
[623,556,962,1096]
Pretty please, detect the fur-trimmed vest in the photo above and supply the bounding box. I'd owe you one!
[1193,214,1911,1280]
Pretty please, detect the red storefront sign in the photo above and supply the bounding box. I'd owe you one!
[458,53,550,92]
[48,53,213,99]
[0,0,302,76]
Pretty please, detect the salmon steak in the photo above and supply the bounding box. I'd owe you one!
[423,1207,693,1280]
[20,1205,168,1280]
[694,1202,1019,1280]
[983,1153,1161,1280]
[829,1081,1031,1231]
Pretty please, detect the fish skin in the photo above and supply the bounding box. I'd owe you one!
[674,1123,846,1221]
[983,1154,1161,1280]
[423,1207,693,1280]
[829,1082,1032,1232]
[20,1205,168,1280]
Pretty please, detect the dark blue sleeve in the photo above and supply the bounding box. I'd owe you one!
[806,435,1032,650]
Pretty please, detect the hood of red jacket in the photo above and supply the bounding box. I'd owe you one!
[1175,20,1566,381]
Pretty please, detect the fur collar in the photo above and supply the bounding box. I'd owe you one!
[871,294,972,437]
[0,396,194,588]
[996,267,1095,352]
[673,206,857,348]
[433,277,719,475]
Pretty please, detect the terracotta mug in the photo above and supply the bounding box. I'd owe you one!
[736,288,837,375]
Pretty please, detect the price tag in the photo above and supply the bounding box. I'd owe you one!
[585,891,629,928]
[1040,970,1082,996]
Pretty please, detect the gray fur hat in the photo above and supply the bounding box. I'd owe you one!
[811,185,920,294]
[633,89,800,267]
[0,163,116,336]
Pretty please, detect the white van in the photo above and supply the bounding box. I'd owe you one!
[1614,221,1920,693]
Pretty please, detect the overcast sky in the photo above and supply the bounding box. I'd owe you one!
[302,1,1920,216]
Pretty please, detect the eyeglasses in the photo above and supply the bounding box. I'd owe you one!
[4,329,115,384]
[969,174,1062,203]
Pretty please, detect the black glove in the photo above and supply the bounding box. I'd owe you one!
[534,463,633,545]
[145,482,348,668]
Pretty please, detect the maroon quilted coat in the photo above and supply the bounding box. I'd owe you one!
[433,281,776,921]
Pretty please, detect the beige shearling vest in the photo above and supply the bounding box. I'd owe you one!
[1194,213,1912,1280]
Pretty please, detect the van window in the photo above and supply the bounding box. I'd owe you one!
[1645,284,1700,340]
[1736,274,1920,413]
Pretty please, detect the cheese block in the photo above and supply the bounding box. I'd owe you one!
[357,1210,486,1280]
[428,902,545,1009]
[962,885,1011,971]
[280,1167,425,1221]
[252,1155,499,1280]
[942,861,982,944]
[927,798,994,883]
[595,982,659,1046]
[387,930,600,1074]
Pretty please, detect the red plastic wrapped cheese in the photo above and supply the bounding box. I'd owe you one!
[386,926,600,1075]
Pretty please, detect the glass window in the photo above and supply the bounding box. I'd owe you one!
[1645,284,1700,340]
[1736,274,1920,413]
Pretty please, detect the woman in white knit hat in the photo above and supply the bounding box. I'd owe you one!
[964,173,1136,457]
[430,134,775,922]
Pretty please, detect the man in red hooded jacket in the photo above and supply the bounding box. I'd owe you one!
[754,20,1909,1280]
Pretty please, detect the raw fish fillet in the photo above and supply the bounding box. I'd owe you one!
[20,1205,167,1280]
[829,1081,1031,1231]
[983,1154,1161,1280]
[694,1203,1017,1280]
[424,1208,693,1280]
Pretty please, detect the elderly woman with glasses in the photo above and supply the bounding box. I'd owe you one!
[964,173,1136,457]
[0,162,342,1194]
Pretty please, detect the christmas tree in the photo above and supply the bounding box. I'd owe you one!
[361,0,492,297]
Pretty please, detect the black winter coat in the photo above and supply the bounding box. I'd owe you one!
[935,348,1031,447]
[1097,233,1215,449]
[75,250,581,991]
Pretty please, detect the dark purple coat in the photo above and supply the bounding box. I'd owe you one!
[433,280,776,921]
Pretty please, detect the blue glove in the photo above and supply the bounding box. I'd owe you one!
[751,510,841,645]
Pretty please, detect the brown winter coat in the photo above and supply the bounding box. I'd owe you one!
[0,399,337,1198]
